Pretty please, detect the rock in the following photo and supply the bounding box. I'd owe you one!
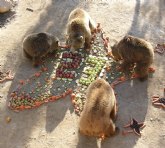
[6,116,11,123]
[0,0,12,13]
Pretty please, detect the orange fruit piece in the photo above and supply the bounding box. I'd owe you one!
[105,66,111,72]
[51,96,57,100]
[148,67,155,72]
[35,72,41,77]
[67,88,73,94]
[70,93,76,100]
[19,80,25,85]
[41,67,48,72]
[19,105,25,110]
[119,76,125,81]
[24,106,31,109]
[35,101,41,106]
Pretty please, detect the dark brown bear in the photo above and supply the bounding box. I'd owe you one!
[111,35,154,81]
[79,78,118,138]
[66,8,96,53]
[23,32,59,67]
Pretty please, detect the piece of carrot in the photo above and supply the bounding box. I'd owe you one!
[119,76,126,81]
[67,88,73,94]
[148,67,155,73]
[131,73,139,78]
[35,101,41,106]
[70,93,76,100]
[24,106,31,109]
[19,80,25,85]
[56,95,62,99]
[19,105,25,110]
[41,67,48,72]
[51,96,58,100]
[35,72,41,77]
[105,66,111,72]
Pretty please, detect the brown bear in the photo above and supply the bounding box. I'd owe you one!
[111,35,154,81]
[23,32,59,67]
[66,8,96,53]
[79,78,118,138]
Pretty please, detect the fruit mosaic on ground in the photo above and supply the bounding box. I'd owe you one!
[8,26,154,115]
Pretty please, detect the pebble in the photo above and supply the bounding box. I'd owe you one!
[6,116,11,123]
[0,0,12,13]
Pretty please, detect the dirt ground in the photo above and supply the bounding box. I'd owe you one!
[0,0,165,148]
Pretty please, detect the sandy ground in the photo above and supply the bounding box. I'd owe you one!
[0,0,165,148]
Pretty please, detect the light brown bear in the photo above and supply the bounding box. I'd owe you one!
[66,8,96,53]
[111,35,154,81]
[23,32,59,67]
[79,78,118,138]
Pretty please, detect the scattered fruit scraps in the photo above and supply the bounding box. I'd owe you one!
[0,70,14,83]
[154,44,165,54]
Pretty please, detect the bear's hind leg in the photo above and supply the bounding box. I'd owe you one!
[104,119,119,137]
[110,103,118,122]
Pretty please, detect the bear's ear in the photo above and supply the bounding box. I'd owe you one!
[124,36,131,42]
[56,40,59,45]
[126,37,131,42]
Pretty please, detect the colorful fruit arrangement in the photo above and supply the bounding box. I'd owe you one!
[8,23,155,114]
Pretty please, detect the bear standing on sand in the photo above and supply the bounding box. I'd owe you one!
[23,32,59,67]
[111,35,154,81]
[66,8,96,53]
[79,78,118,138]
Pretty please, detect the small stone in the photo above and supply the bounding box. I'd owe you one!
[0,0,12,13]
[6,116,11,123]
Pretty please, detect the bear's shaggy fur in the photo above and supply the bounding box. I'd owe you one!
[23,32,59,67]
[66,8,96,52]
[111,35,154,81]
[79,78,118,138]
